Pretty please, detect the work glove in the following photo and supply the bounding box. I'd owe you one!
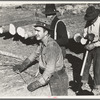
[27,80,42,92]
[76,36,82,43]
[85,33,95,42]
[13,58,31,73]
[85,43,95,51]
[13,64,22,73]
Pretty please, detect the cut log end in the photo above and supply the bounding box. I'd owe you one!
[0,27,3,34]
[9,24,16,35]
[17,27,25,38]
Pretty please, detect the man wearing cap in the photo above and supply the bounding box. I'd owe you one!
[80,6,100,95]
[42,4,68,58]
[13,21,68,96]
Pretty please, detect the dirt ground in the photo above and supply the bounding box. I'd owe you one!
[0,4,97,98]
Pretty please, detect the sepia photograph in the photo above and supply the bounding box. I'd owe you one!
[0,0,100,99]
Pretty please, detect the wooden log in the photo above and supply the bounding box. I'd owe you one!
[17,24,36,39]
[0,24,10,34]
[9,19,36,35]
[0,50,27,61]
[0,16,39,35]
[0,27,3,34]
[16,17,50,38]
[9,24,16,35]
[17,27,26,38]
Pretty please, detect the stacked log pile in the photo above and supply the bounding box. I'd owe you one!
[0,3,95,38]
[0,4,99,39]
[17,24,36,39]
[9,19,36,35]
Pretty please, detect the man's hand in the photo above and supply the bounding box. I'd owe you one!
[74,33,82,43]
[85,33,95,42]
[13,58,31,73]
[13,64,23,73]
[85,43,95,50]
[27,80,42,92]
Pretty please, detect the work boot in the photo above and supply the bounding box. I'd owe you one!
[27,80,42,92]
[81,82,91,92]
[92,88,100,95]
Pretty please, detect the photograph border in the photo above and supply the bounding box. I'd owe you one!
[0,0,100,99]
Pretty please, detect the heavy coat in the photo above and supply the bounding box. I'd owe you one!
[50,15,68,47]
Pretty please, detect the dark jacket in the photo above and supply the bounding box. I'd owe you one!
[50,16,68,47]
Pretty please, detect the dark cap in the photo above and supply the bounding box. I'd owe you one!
[34,21,52,31]
[42,4,58,15]
[84,6,100,21]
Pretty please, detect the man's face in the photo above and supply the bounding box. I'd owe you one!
[47,15,54,20]
[34,27,47,40]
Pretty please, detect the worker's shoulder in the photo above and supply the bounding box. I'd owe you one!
[47,38,59,48]
[57,19,65,25]
[56,19,66,28]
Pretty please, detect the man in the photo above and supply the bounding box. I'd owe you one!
[42,4,68,58]
[13,21,68,96]
[80,6,100,95]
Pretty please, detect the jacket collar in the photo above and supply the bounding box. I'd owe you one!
[51,15,59,29]
[42,35,51,47]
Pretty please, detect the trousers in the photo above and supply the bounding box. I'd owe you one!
[82,47,100,89]
[39,67,69,96]
[61,46,66,58]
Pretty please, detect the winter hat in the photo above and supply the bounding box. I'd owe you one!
[84,6,99,21]
[42,4,58,15]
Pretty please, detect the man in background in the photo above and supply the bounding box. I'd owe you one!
[80,6,100,95]
[42,4,68,58]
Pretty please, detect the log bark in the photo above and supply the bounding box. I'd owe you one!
[9,19,36,35]
[0,27,3,34]
[16,17,50,38]
[0,25,10,34]
[17,24,36,39]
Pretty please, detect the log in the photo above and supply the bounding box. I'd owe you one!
[9,23,16,35]
[17,24,36,39]
[16,17,50,38]
[9,19,36,35]
[0,27,3,34]
[0,50,27,61]
[17,27,26,38]
[0,18,35,35]
[0,25,10,34]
